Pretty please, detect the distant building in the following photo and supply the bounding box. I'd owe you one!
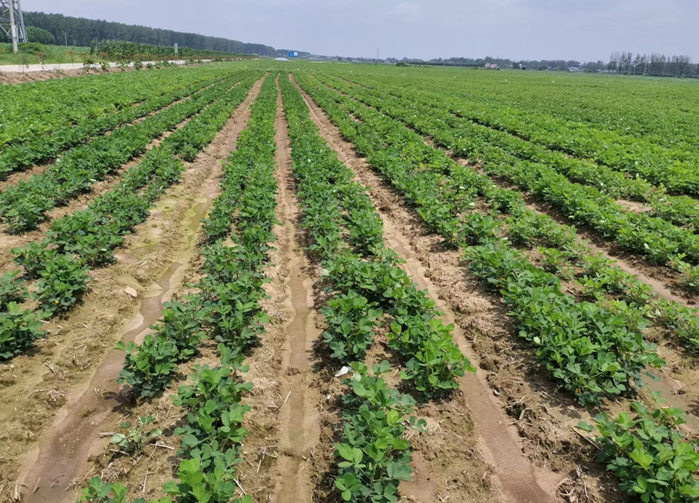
[484,63,499,69]
[569,66,583,72]
[275,49,311,59]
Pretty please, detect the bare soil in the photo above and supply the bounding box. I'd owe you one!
[265,83,323,503]
[0,67,136,86]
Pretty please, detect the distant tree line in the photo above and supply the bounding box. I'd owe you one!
[21,12,275,56]
[395,53,699,77]
[399,56,591,71]
[607,52,695,77]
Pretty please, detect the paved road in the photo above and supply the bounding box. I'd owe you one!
[0,59,206,73]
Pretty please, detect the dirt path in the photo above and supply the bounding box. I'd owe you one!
[266,81,322,503]
[0,67,138,86]
[293,75,561,503]
[0,77,265,503]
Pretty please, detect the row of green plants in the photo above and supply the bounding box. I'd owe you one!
[332,71,699,198]
[320,74,699,234]
[296,72,664,403]
[312,73,699,296]
[0,65,235,151]
[0,74,226,179]
[303,73,699,353]
[296,72,699,502]
[118,73,279,397]
[281,74,470,397]
[280,74,470,502]
[79,347,253,503]
[328,67,699,154]
[303,71,699,382]
[0,74,262,361]
[78,75,281,503]
[0,72,256,234]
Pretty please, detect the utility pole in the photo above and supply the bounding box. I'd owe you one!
[8,1,16,53]
[15,0,24,42]
[0,0,27,53]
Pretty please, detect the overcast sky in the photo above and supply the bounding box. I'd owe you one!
[24,0,698,62]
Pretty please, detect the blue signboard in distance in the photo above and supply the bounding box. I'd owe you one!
[288,50,299,58]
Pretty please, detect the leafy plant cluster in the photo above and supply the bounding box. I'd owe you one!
[281,73,477,502]
[164,353,252,503]
[297,71,699,501]
[0,270,28,310]
[81,349,253,503]
[334,362,425,502]
[303,72,699,354]
[465,241,664,405]
[110,415,163,458]
[0,74,226,179]
[335,70,699,199]
[202,77,278,242]
[0,303,50,361]
[92,40,236,60]
[294,73,671,404]
[0,72,256,234]
[0,75,263,361]
[0,65,234,150]
[316,73,699,283]
[117,74,278,398]
[281,74,472,398]
[580,402,699,503]
[324,73,699,234]
[87,75,281,503]
[0,145,185,362]
[165,75,263,162]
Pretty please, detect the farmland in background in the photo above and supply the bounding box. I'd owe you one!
[0,61,698,503]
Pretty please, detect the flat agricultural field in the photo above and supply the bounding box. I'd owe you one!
[1,61,698,503]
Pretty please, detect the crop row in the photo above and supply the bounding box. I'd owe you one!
[297,72,663,402]
[332,71,699,197]
[280,73,471,501]
[0,65,234,150]
[312,73,699,294]
[0,72,258,234]
[302,71,699,381]
[78,74,280,503]
[320,74,699,234]
[0,74,262,361]
[118,73,278,397]
[332,68,699,154]
[0,73,226,179]
[296,72,699,503]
